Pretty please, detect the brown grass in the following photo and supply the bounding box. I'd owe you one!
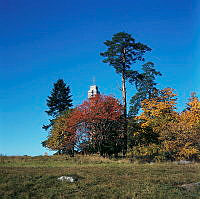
[0,155,200,198]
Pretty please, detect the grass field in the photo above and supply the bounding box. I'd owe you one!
[0,155,200,199]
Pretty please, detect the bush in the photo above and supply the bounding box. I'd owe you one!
[130,144,172,162]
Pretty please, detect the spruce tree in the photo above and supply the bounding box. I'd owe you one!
[42,79,73,147]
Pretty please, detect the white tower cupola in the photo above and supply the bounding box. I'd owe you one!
[88,85,100,98]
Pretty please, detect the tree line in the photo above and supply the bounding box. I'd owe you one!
[42,32,200,161]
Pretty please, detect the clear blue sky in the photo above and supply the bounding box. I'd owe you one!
[0,0,199,156]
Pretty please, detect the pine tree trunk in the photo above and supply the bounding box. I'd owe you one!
[121,72,127,156]
[122,72,127,117]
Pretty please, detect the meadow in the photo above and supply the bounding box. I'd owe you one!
[0,155,200,199]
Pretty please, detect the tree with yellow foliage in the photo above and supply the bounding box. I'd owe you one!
[168,93,200,160]
[45,110,77,156]
[131,88,177,161]
[132,89,200,161]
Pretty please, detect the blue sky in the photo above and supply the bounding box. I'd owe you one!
[0,0,199,156]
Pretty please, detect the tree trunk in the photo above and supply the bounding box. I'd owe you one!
[122,72,127,118]
[121,72,127,156]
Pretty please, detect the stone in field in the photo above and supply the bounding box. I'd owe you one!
[58,176,77,182]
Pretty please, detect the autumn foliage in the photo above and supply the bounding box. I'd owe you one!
[44,89,200,161]
[45,110,77,155]
[68,94,124,156]
[131,89,200,161]
[46,94,124,157]
[168,94,200,160]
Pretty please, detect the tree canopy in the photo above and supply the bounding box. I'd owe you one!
[68,94,124,157]
[131,89,200,161]
[42,79,73,151]
[41,32,199,162]
[129,62,161,116]
[45,79,72,118]
[42,79,73,131]
[100,32,153,155]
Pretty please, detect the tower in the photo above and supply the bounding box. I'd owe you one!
[88,85,100,98]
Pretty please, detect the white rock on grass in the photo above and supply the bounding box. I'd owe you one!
[179,182,200,191]
[174,160,192,165]
[57,176,76,183]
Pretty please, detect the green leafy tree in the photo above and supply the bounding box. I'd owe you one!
[129,62,161,116]
[42,79,73,148]
[100,32,151,154]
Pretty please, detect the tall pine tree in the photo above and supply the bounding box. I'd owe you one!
[100,32,151,155]
[42,79,73,148]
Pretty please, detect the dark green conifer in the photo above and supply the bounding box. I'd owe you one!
[129,62,161,116]
[42,79,73,131]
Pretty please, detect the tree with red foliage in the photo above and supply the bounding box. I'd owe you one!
[68,94,124,157]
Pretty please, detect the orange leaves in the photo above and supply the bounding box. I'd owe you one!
[64,94,124,143]
[69,94,123,126]
[64,94,124,156]
[176,95,200,151]
[178,145,199,160]
[134,89,200,161]
[137,88,177,128]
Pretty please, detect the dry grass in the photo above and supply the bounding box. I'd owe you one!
[0,155,200,198]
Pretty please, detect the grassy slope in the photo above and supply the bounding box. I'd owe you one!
[0,155,200,199]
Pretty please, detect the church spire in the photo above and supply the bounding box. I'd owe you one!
[92,76,96,85]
